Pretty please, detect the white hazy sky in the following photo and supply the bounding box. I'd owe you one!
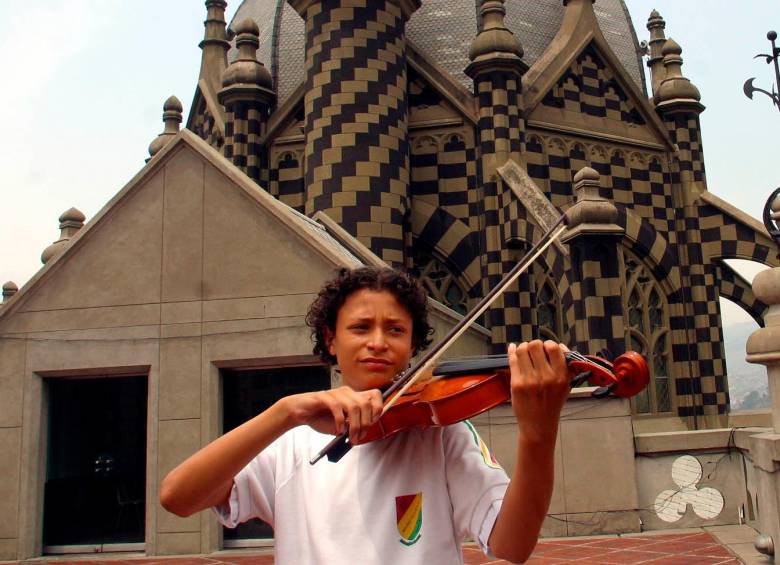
[0,0,778,329]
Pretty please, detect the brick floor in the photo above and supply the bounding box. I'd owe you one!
[7,532,744,565]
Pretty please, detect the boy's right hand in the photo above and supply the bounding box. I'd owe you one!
[281,386,383,445]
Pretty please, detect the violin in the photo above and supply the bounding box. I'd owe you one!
[310,207,650,465]
[351,350,647,444]
[312,349,648,463]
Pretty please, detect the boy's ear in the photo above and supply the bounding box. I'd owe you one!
[324,328,335,356]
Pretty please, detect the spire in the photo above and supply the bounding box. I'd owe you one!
[220,18,273,94]
[465,0,527,77]
[198,0,230,96]
[41,208,86,264]
[148,96,183,161]
[646,9,667,100]
[656,38,703,111]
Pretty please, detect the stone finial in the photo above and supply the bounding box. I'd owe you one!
[647,9,665,30]
[562,167,622,236]
[573,166,600,185]
[753,269,780,316]
[656,38,702,105]
[465,0,527,77]
[148,96,183,160]
[2,281,18,303]
[41,207,86,264]
[221,18,273,90]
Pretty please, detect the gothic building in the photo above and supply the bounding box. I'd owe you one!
[0,0,776,556]
[182,0,776,428]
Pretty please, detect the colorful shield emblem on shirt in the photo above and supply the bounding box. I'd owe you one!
[464,420,503,470]
[395,492,422,546]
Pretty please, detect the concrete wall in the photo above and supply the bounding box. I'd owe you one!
[634,428,763,532]
[474,389,641,537]
[0,135,493,560]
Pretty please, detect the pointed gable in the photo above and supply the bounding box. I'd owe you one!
[408,67,464,126]
[528,41,665,146]
[0,131,360,329]
[407,42,477,127]
[523,0,672,149]
[540,44,645,125]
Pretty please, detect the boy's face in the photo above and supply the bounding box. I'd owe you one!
[327,288,414,391]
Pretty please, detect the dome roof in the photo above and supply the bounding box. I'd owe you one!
[228,0,646,108]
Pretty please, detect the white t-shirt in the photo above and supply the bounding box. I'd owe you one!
[214,421,510,564]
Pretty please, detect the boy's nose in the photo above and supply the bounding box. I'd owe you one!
[367,329,388,350]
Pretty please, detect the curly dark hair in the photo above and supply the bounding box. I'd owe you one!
[306,266,434,365]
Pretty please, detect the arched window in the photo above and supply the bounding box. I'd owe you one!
[623,249,672,414]
[535,271,563,341]
[414,248,469,315]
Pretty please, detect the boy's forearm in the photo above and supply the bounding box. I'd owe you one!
[160,398,295,517]
[488,433,557,563]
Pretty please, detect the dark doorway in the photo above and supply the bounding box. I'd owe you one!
[222,365,330,544]
[43,375,147,549]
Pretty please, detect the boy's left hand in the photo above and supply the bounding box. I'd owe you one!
[507,340,570,445]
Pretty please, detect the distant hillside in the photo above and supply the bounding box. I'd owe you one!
[723,321,769,411]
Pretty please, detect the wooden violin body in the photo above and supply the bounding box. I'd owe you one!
[354,350,649,446]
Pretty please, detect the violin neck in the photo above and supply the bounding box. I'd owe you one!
[431,350,600,378]
[433,354,507,377]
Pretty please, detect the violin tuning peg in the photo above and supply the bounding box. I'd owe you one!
[570,371,591,388]
[592,382,617,399]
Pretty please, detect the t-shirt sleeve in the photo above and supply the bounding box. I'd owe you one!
[443,421,510,556]
[211,434,281,529]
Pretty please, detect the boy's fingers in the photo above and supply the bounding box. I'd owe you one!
[544,340,568,377]
[513,341,535,382]
[527,340,550,375]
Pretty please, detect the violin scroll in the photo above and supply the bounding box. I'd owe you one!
[566,351,649,399]
[611,351,650,398]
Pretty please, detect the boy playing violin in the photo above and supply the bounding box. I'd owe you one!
[160,266,570,564]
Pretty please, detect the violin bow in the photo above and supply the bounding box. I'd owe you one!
[310,209,571,464]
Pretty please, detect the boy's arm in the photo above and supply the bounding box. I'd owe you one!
[159,398,294,517]
[159,386,383,517]
[488,340,569,563]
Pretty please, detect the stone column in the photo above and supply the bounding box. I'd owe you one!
[656,38,727,424]
[561,167,626,357]
[746,257,780,558]
[289,0,420,266]
[218,19,275,184]
[464,0,528,350]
